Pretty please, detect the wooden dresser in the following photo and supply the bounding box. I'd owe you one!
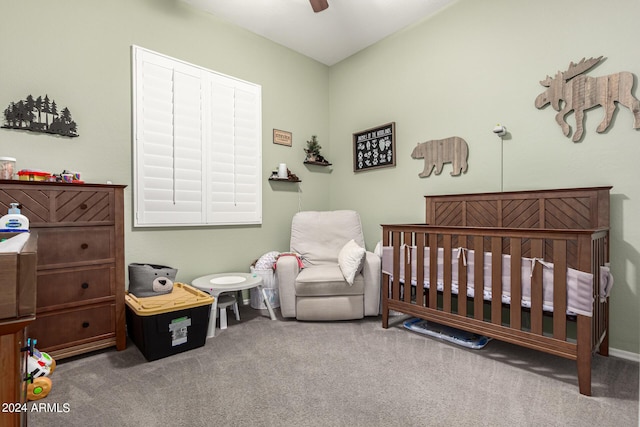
[0,232,37,427]
[0,180,126,359]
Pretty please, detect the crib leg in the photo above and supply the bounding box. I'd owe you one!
[381,281,389,328]
[382,306,389,329]
[577,354,592,396]
[577,315,592,396]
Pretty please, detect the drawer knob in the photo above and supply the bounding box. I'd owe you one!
[81,282,89,289]
[82,322,90,328]
[80,203,88,209]
[81,243,89,249]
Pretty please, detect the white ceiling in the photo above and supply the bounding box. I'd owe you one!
[180,0,455,66]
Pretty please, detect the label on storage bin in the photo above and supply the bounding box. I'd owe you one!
[168,316,191,346]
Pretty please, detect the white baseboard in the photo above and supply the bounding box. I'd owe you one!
[609,347,640,363]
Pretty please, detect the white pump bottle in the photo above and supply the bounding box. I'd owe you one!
[0,203,30,232]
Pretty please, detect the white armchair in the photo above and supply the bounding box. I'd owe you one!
[276,210,381,321]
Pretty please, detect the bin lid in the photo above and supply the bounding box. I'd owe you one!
[125,282,213,316]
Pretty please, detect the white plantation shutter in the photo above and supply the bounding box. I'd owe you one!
[134,53,204,225]
[207,75,262,224]
[133,46,261,227]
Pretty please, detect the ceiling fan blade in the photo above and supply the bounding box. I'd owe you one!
[309,0,329,13]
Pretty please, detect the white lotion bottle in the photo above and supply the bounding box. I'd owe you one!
[0,203,30,232]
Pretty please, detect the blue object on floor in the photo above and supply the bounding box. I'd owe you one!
[403,318,491,350]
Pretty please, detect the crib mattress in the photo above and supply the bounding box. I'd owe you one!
[381,246,613,317]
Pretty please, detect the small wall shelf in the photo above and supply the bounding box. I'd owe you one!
[268,177,301,183]
[303,160,332,166]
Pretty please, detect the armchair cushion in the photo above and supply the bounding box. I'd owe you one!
[291,210,366,266]
[295,265,365,297]
[338,239,366,285]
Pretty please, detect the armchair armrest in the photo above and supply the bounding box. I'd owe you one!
[362,251,381,316]
[276,255,301,318]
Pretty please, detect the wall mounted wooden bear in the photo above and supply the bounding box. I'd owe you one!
[411,136,469,178]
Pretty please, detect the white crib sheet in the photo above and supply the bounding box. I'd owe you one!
[381,246,613,317]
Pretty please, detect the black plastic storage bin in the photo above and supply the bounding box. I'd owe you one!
[125,283,213,361]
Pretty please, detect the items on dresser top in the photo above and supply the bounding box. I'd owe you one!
[13,169,84,183]
[0,156,16,179]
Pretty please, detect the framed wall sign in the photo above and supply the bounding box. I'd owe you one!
[273,129,292,146]
[353,122,395,172]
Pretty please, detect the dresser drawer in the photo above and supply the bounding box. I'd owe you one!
[37,266,114,310]
[36,227,114,268]
[28,304,115,349]
[0,184,115,225]
[53,189,114,224]
[0,185,50,224]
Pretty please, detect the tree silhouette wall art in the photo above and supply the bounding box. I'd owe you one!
[2,94,78,137]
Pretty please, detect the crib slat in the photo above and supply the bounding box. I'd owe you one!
[491,236,502,325]
[443,234,452,313]
[474,236,484,320]
[416,232,425,307]
[404,232,413,304]
[510,238,522,330]
[579,234,604,354]
[593,236,602,349]
[392,232,401,302]
[458,234,468,317]
[593,233,609,356]
[429,233,438,309]
[553,240,567,340]
[531,238,543,334]
[594,237,601,349]
[382,229,391,328]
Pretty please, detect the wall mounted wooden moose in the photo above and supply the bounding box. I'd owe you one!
[411,136,469,178]
[535,56,640,142]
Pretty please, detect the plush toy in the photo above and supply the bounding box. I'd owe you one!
[25,342,56,401]
[128,263,177,297]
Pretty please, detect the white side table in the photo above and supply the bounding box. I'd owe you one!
[191,272,276,337]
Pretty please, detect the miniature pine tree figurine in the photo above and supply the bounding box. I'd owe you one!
[305,135,329,164]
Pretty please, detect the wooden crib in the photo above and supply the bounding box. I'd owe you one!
[381,187,611,396]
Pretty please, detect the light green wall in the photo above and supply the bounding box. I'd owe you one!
[1,0,638,354]
[0,1,330,280]
[328,0,640,353]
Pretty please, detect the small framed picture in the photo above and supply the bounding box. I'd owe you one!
[353,122,395,172]
[273,129,292,147]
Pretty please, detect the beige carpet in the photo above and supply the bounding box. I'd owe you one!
[29,307,638,427]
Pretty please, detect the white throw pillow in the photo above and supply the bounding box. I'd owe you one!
[338,239,366,285]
